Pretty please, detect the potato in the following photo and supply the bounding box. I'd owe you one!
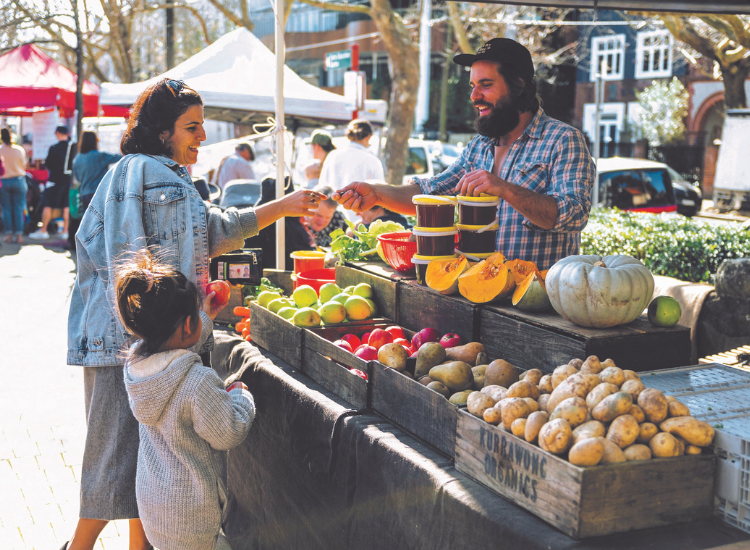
[585,382,619,410]
[538,375,553,394]
[552,364,579,389]
[471,365,487,390]
[568,437,605,466]
[467,391,496,419]
[520,368,543,385]
[629,404,646,424]
[668,400,691,417]
[649,432,681,457]
[620,379,646,401]
[659,416,715,447]
[572,420,606,444]
[547,373,601,412]
[523,397,540,413]
[623,444,652,461]
[599,366,625,387]
[506,380,540,399]
[417,376,433,386]
[483,406,503,426]
[580,355,602,374]
[637,423,659,444]
[623,370,640,382]
[502,398,531,431]
[685,445,702,455]
[524,411,549,444]
[568,358,584,369]
[538,394,551,412]
[674,436,686,456]
[637,388,669,424]
[481,385,507,402]
[511,418,527,438]
[592,392,633,423]
[538,418,573,455]
[599,437,626,464]
[378,343,410,371]
[606,414,640,449]
[550,396,588,428]
[600,358,617,369]
[426,381,450,398]
[484,359,519,388]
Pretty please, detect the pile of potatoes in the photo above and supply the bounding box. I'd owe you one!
[464,356,716,466]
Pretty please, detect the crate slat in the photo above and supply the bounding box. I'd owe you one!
[249,301,304,367]
[301,347,369,409]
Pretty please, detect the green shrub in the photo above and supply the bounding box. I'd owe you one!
[581,209,750,283]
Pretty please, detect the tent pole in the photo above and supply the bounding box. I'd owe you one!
[275,0,286,271]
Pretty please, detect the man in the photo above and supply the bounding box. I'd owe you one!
[215,142,255,189]
[306,185,347,247]
[358,205,410,230]
[333,38,595,269]
[304,130,336,189]
[30,125,76,240]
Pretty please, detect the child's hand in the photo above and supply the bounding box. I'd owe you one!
[202,291,227,320]
[226,381,248,392]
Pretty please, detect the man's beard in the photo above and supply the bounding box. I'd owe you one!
[473,96,521,140]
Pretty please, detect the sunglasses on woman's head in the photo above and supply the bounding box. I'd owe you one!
[165,79,195,97]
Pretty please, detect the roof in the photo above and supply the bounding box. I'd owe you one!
[596,157,667,172]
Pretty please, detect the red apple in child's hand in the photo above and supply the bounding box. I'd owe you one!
[439,333,463,348]
[367,328,392,351]
[385,326,406,341]
[206,280,231,307]
[340,334,362,350]
[333,340,353,353]
[227,381,248,392]
[354,345,378,361]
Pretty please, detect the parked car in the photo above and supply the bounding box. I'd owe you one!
[666,166,702,217]
[596,157,680,214]
[402,138,436,185]
[429,141,462,173]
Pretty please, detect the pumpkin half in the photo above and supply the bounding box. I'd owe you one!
[512,272,552,312]
[425,255,471,295]
[506,259,540,285]
[545,254,655,328]
[458,252,515,303]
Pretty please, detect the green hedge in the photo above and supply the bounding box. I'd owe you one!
[581,209,750,283]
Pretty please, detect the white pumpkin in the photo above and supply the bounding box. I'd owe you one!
[545,255,654,328]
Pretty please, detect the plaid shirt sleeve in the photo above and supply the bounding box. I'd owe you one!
[543,128,595,233]
[410,138,482,195]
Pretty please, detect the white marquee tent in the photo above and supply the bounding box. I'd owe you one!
[99,28,387,127]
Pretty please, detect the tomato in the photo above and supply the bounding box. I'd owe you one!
[206,280,231,306]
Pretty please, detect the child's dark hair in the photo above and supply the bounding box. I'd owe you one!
[114,248,201,356]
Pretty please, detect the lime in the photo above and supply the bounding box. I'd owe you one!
[647,296,681,327]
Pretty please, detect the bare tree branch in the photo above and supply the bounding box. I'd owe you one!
[142,3,213,45]
[294,0,370,15]
[448,3,473,54]
[204,0,254,31]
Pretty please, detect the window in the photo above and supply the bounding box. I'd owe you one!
[405,146,429,176]
[636,31,673,79]
[590,34,625,81]
[599,169,672,209]
[583,102,626,156]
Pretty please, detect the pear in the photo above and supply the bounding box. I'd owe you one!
[414,342,446,379]
[428,361,474,392]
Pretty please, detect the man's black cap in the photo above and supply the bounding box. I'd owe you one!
[453,38,534,80]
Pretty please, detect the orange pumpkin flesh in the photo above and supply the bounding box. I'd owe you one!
[458,253,515,303]
[425,255,470,295]
[506,259,540,285]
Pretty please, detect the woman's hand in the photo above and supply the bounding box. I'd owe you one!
[279,189,327,217]
[202,291,227,320]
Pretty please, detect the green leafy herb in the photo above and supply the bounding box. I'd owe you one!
[329,219,406,262]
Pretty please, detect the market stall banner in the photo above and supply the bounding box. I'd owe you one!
[455,0,750,14]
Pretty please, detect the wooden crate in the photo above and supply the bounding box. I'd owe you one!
[370,361,459,457]
[262,269,294,296]
[397,280,481,344]
[454,409,715,539]
[304,324,389,409]
[344,260,416,281]
[480,305,691,374]
[249,301,305,367]
[335,265,398,321]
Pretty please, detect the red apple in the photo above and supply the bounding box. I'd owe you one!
[340,334,362,350]
[367,328,393,351]
[411,327,441,349]
[205,280,231,307]
[439,333,463,349]
[361,331,372,345]
[349,368,368,380]
[393,338,410,347]
[385,326,406,341]
[401,345,411,354]
[409,349,419,359]
[333,340,353,353]
[354,345,378,361]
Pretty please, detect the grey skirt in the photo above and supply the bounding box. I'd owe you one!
[80,365,140,520]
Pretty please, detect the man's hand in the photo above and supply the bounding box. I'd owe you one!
[454,169,506,198]
[332,182,378,213]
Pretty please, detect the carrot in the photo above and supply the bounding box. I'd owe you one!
[234,306,252,317]
[235,322,246,332]
[242,328,250,339]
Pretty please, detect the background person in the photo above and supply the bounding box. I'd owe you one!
[65,78,321,550]
[306,185,347,247]
[0,126,28,244]
[215,142,255,189]
[303,130,335,188]
[30,125,76,240]
[357,205,410,230]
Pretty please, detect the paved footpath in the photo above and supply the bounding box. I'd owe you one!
[0,241,129,550]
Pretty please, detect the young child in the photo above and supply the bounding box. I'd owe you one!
[114,249,255,550]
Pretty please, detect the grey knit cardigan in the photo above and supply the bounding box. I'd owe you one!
[124,350,255,550]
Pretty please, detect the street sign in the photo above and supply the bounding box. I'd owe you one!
[344,71,366,111]
[325,50,352,71]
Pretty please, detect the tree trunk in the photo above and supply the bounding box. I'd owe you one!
[721,59,750,109]
[368,0,419,186]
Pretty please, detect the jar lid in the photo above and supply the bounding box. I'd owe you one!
[412,194,457,205]
[412,253,458,265]
[457,222,499,232]
[290,250,326,259]
[457,195,501,206]
[412,226,458,236]
[455,250,496,260]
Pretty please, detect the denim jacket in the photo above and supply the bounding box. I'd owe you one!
[68,154,259,366]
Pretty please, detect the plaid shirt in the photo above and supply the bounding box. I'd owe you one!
[414,109,595,270]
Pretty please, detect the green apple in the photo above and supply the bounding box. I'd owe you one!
[344,285,356,295]
[344,296,371,321]
[647,296,681,327]
[319,283,342,304]
[364,298,377,317]
[268,297,294,314]
[257,290,281,308]
[277,307,298,320]
[318,301,347,324]
[293,307,322,327]
[292,285,318,308]
[353,283,373,299]
[332,293,351,305]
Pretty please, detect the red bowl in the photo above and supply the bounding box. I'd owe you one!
[294,268,336,293]
[376,231,417,273]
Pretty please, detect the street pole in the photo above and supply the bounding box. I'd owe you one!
[166,0,175,70]
[275,0,286,270]
[415,0,431,133]
[73,0,84,142]
[592,59,603,208]
[351,43,360,121]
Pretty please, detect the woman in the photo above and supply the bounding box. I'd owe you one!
[303,129,335,189]
[73,131,122,211]
[0,127,28,244]
[65,79,322,550]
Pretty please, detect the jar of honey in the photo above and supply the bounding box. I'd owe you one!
[412,195,457,228]
[456,222,499,254]
[457,195,500,226]
[413,226,458,257]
